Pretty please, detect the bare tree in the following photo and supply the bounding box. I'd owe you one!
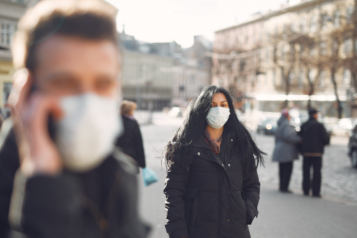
[272,29,298,108]
[296,34,326,109]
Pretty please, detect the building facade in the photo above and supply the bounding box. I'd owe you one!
[120,33,212,110]
[0,0,39,111]
[213,0,356,117]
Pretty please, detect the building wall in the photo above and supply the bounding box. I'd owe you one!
[121,50,174,110]
[0,0,30,108]
[213,0,355,117]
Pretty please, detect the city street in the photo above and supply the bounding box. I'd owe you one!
[137,113,357,238]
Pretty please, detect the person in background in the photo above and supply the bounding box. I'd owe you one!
[299,108,330,198]
[0,1,148,237]
[115,100,146,170]
[272,109,301,193]
[163,85,264,238]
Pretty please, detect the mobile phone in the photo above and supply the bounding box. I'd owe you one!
[30,84,57,142]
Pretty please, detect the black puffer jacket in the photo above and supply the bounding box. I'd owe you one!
[164,131,260,238]
[299,117,330,154]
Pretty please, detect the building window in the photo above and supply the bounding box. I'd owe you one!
[273,69,276,86]
[320,41,327,55]
[266,49,269,62]
[2,83,12,105]
[281,46,285,60]
[321,14,328,29]
[300,19,306,33]
[346,6,353,23]
[344,69,351,84]
[0,21,16,47]
[310,15,318,32]
[265,32,270,43]
[334,10,340,27]
[344,39,352,54]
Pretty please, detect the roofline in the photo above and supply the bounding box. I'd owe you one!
[215,0,333,33]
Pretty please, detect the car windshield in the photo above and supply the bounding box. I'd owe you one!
[264,118,277,124]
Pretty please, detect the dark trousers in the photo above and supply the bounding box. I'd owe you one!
[303,156,322,196]
[279,162,293,191]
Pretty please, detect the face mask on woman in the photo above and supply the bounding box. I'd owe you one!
[55,93,123,172]
[206,107,231,129]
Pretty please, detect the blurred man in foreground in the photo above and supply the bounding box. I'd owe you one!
[299,108,330,198]
[0,1,148,237]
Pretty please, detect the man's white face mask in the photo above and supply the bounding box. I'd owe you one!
[206,107,231,129]
[55,93,123,172]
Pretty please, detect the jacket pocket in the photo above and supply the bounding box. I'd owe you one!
[230,190,247,224]
[185,188,198,227]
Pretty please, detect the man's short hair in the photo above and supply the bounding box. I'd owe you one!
[12,0,118,71]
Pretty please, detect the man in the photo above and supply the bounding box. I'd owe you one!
[299,108,330,197]
[0,1,149,237]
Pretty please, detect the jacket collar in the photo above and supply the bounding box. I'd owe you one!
[192,127,235,151]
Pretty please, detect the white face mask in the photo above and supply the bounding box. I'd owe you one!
[206,107,231,129]
[55,93,123,172]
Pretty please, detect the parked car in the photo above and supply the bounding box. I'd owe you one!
[332,118,353,137]
[347,120,357,168]
[257,117,278,135]
[168,107,183,118]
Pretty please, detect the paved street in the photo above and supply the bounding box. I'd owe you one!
[137,113,357,238]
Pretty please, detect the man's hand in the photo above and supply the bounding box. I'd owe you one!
[9,69,63,176]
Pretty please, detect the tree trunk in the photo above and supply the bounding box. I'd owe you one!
[331,69,343,118]
[281,66,290,108]
[306,69,314,110]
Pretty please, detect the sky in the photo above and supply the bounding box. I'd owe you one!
[106,0,289,48]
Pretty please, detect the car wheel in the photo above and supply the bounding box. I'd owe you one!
[351,150,357,168]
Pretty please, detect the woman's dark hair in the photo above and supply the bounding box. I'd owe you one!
[163,85,265,170]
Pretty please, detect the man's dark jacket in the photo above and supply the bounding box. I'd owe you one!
[299,117,330,154]
[0,127,149,238]
[115,116,146,168]
[164,130,260,238]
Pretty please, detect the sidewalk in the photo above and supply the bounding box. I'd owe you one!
[250,186,357,238]
[139,118,357,238]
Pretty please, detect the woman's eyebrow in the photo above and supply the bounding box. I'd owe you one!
[221,100,228,103]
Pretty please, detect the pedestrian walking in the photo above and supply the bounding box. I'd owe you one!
[272,109,301,193]
[116,100,146,171]
[0,1,149,237]
[163,85,264,238]
[299,108,330,197]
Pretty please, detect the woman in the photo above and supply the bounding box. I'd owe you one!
[163,86,264,238]
[272,109,301,193]
[115,100,146,170]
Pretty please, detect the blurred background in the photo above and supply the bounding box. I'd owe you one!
[1,0,357,237]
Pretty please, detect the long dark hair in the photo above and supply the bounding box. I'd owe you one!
[163,85,265,169]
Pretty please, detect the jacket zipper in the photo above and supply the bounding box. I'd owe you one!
[80,171,122,238]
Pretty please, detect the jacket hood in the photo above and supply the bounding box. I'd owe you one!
[277,115,288,126]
